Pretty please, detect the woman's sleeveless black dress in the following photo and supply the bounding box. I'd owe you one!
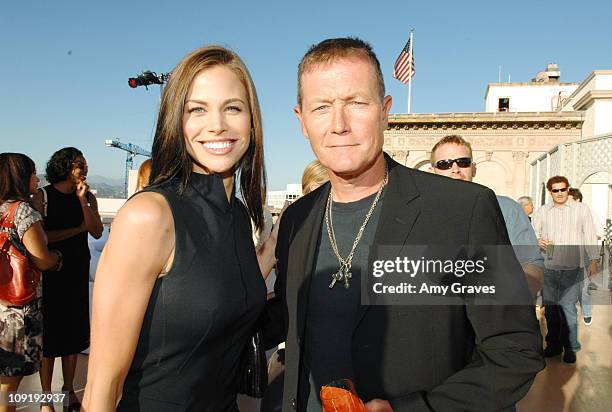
[118,173,266,411]
[42,184,91,357]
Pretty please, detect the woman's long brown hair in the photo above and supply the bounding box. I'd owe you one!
[149,45,266,230]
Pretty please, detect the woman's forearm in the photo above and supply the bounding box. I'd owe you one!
[23,223,62,271]
[81,196,104,238]
[82,378,123,412]
[257,236,277,280]
[45,225,85,243]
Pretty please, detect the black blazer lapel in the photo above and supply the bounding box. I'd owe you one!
[286,183,330,338]
[355,156,421,327]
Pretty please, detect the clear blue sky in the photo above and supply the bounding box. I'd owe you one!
[2,0,611,190]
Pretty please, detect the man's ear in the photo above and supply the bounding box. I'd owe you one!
[294,105,309,140]
[382,95,393,127]
[472,162,477,179]
[429,150,438,174]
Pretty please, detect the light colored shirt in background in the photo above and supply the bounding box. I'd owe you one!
[532,201,599,270]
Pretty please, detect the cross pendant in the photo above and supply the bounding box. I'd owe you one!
[342,269,352,289]
[329,270,344,289]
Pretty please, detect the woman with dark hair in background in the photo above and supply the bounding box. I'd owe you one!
[0,153,61,412]
[33,147,103,412]
[83,45,270,411]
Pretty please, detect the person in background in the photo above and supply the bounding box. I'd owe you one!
[301,160,330,196]
[0,153,61,412]
[33,147,103,412]
[135,159,152,193]
[517,196,534,221]
[430,135,544,297]
[429,137,544,412]
[532,176,599,363]
[83,45,272,411]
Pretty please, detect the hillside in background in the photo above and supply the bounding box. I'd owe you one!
[37,175,125,198]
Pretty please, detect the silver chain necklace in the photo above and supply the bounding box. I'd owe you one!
[325,168,388,289]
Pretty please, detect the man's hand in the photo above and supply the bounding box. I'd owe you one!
[588,260,600,279]
[537,237,549,250]
[365,399,393,412]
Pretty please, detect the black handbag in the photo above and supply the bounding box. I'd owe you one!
[237,329,268,398]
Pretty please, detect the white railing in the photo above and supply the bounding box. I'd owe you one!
[530,133,612,206]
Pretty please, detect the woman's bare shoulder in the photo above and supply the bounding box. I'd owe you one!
[114,192,172,230]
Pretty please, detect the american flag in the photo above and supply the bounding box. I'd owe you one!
[393,38,415,84]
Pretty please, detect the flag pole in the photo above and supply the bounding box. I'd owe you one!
[407,29,414,114]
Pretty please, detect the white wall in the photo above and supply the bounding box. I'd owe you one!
[595,74,612,90]
[127,169,138,198]
[562,71,612,137]
[97,198,126,218]
[474,161,509,196]
[485,84,578,112]
[267,184,302,210]
[593,100,612,135]
[580,171,610,231]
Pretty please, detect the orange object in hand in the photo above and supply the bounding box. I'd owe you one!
[320,380,366,412]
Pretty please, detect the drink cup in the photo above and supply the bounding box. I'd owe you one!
[546,241,555,260]
[320,379,366,412]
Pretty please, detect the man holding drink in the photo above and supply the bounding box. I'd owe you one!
[265,37,544,411]
[532,176,599,363]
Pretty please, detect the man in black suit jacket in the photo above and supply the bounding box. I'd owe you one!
[264,37,544,412]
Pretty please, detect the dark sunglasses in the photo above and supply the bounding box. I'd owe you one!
[551,187,568,193]
[434,157,472,170]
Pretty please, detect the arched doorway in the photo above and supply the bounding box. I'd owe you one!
[413,160,431,173]
[473,161,509,196]
[579,171,610,235]
[578,171,611,291]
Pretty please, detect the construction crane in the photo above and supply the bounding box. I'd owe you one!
[104,139,151,197]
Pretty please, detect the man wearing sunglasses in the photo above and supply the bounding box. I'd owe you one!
[429,136,476,181]
[532,176,599,363]
[429,135,544,298]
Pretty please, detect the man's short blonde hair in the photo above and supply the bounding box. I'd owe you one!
[297,37,385,107]
[430,135,473,164]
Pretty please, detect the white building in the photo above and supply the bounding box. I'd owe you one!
[267,184,302,212]
[485,64,579,112]
[127,169,139,198]
[385,63,611,225]
[560,70,612,136]
[530,70,612,222]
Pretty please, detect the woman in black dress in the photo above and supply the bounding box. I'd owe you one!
[35,147,103,412]
[83,45,272,411]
